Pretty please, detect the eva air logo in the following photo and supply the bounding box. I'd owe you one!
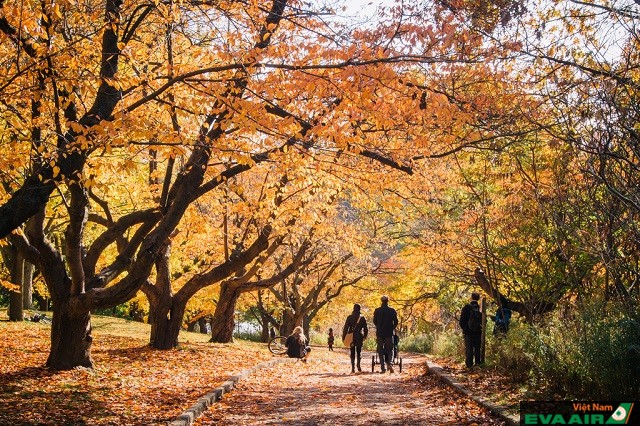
[521,401,637,425]
[606,403,633,424]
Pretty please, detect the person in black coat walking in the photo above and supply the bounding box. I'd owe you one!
[373,295,398,373]
[342,304,368,373]
[459,292,483,368]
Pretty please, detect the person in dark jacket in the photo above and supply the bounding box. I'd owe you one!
[285,326,311,362]
[373,295,398,373]
[489,295,512,337]
[459,292,482,368]
[342,304,368,373]
[327,328,335,351]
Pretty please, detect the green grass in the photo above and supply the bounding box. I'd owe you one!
[90,314,211,343]
[1,309,212,344]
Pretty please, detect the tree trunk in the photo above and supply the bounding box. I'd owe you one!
[47,302,93,369]
[280,307,295,337]
[145,241,186,350]
[149,301,186,350]
[260,311,270,342]
[301,313,310,337]
[289,312,307,336]
[22,261,34,309]
[209,282,239,343]
[9,291,23,321]
[9,248,24,321]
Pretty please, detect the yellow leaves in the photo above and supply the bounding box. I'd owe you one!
[102,77,123,91]
[68,122,85,134]
[83,176,95,189]
[118,158,138,174]
[0,279,20,292]
[53,4,63,19]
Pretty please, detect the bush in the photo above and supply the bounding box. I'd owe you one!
[430,329,464,359]
[548,312,640,399]
[485,302,640,399]
[486,323,539,383]
[94,303,131,319]
[309,331,328,346]
[233,331,262,342]
[398,333,434,353]
[0,288,9,307]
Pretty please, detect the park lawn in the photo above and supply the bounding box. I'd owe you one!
[0,313,273,425]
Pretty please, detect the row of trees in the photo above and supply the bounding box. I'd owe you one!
[0,0,520,369]
[1,0,639,373]
[375,0,640,334]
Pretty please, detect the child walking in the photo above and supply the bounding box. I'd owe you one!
[328,328,335,351]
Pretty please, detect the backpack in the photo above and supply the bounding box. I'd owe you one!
[468,305,482,333]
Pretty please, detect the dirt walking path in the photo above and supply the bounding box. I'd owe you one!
[195,348,507,425]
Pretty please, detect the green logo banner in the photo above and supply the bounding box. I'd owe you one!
[606,403,634,424]
[520,401,638,425]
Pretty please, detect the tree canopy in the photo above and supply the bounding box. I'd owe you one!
[1,0,638,375]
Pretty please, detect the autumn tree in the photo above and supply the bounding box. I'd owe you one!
[207,162,343,343]
[2,0,301,368]
[1,0,529,369]
[386,0,640,324]
[509,0,640,314]
[267,204,388,337]
[144,166,320,348]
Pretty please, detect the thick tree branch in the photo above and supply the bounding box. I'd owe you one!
[0,0,124,239]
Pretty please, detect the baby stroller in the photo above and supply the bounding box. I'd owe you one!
[371,336,402,372]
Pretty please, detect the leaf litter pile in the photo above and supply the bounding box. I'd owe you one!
[0,319,272,425]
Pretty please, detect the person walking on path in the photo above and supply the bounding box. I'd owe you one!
[327,328,335,351]
[459,292,483,368]
[285,326,311,362]
[373,295,398,373]
[342,304,368,373]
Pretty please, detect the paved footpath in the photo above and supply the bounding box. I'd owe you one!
[195,349,507,425]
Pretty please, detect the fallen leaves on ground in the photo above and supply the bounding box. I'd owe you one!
[429,355,523,418]
[197,349,508,426]
[0,320,272,425]
[1,318,517,425]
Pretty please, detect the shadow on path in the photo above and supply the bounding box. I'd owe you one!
[195,351,507,426]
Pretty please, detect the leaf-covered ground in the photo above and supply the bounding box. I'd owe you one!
[0,318,272,425]
[429,356,523,420]
[197,349,509,425]
[1,316,516,425]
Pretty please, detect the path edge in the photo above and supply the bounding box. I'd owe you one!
[425,359,520,426]
[167,357,296,426]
